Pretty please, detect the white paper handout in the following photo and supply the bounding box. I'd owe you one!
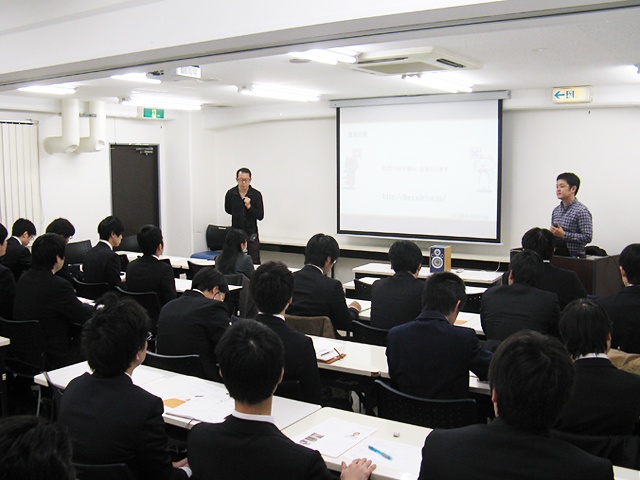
[292,418,375,458]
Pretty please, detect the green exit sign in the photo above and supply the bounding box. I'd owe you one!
[142,108,164,119]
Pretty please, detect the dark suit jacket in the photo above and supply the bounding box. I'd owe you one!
[156,290,230,379]
[13,268,92,369]
[288,264,357,333]
[0,263,16,319]
[255,313,321,404]
[83,241,122,287]
[598,286,640,353]
[481,283,560,343]
[58,372,187,480]
[386,311,492,399]
[556,357,640,435]
[1,237,31,280]
[419,417,613,480]
[126,255,177,306]
[370,272,424,329]
[188,415,332,480]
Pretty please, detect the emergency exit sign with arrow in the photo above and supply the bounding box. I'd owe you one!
[552,86,592,104]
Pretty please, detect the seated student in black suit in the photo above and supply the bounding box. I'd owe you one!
[386,272,492,399]
[0,218,36,281]
[156,267,230,380]
[126,225,176,306]
[419,331,614,480]
[481,249,560,346]
[46,218,77,287]
[0,222,16,319]
[13,233,93,369]
[556,299,640,435]
[370,240,424,329]
[0,415,75,480]
[58,296,190,480]
[215,228,255,279]
[598,244,640,354]
[288,233,361,336]
[252,261,322,404]
[82,215,124,288]
[187,319,376,480]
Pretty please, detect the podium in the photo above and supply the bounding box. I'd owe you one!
[550,255,622,296]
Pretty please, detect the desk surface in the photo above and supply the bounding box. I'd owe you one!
[118,251,216,270]
[353,263,502,285]
[0,336,9,347]
[35,362,319,430]
[345,277,486,296]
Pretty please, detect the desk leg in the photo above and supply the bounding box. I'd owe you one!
[0,347,7,417]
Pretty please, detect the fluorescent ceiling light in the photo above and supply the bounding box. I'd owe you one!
[111,73,161,84]
[401,74,474,93]
[238,84,320,102]
[123,94,202,111]
[289,48,358,65]
[18,85,76,95]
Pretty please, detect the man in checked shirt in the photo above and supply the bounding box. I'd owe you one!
[550,172,593,258]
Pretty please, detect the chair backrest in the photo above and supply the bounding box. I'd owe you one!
[65,239,92,265]
[354,279,373,301]
[73,462,136,480]
[117,253,130,273]
[284,314,336,338]
[374,379,478,429]
[351,320,388,347]
[72,277,111,301]
[551,429,640,469]
[115,235,141,253]
[187,260,208,280]
[115,287,161,332]
[206,225,230,251]
[0,318,46,377]
[142,351,207,379]
[224,273,256,318]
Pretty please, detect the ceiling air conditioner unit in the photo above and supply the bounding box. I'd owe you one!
[146,66,201,82]
[345,47,481,76]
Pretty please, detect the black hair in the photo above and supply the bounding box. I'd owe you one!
[521,227,555,261]
[421,272,467,315]
[97,216,124,240]
[236,167,252,178]
[560,299,612,358]
[31,233,66,270]
[136,224,163,256]
[0,223,7,244]
[11,218,36,237]
[510,249,543,285]
[557,172,581,195]
[304,233,339,267]
[216,229,247,275]
[620,243,640,285]
[192,266,229,294]
[45,218,75,239]
[82,294,149,376]
[489,330,575,433]
[216,319,284,405]
[388,240,423,273]
[0,415,75,480]
[250,261,294,315]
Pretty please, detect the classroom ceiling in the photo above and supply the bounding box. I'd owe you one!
[4,6,640,108]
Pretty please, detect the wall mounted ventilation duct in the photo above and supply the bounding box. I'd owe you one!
[77,100,106,152]
[43,98,80,154]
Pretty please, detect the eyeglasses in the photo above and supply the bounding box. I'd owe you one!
[146,332,154,342]
[236,177,251,183]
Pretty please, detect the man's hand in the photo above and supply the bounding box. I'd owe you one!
[349,300,362,312]
[550,224,565,238]
[243,196,251,209]
[340,458,376,480]
[173,458,189,469]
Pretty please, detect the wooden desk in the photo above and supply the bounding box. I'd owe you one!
[353,263,502,286]
[35,362,319,430]
[0,336,9,417]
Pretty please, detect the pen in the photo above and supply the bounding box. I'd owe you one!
[333,347,342,359]
[368,445,392,460]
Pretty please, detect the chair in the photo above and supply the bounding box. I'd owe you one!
[284,315,336,338]
[551,429,640,469]
[187,260,212,280]
[375,379,478,429]
[73,462,136,480]
[351,320,388,347]
[65,239,92,265]
[206,225,230,251]
[115,235,141,253]
[115,287,161,334]
[72,277,111,301]
[354,278,373,301]
[224,273,256,318]
[0,318,46,378]
[142,352,207,379]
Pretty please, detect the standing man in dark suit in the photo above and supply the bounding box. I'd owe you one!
[156,267,230,380]
[370,240,424,329]
[252,261,322,404]
[126,225,176,306]
[598,244,640,353]
[46,218,77,287]
[13,233,92,369]
[481,250,560,346]
[386,272,491,399]
[187,319,375,480]
[0,218,36,281]
[0,223,16,319]
[288,234,361,336]
[83,216,124,288]
[58,296,190,480]
[224,167,264,264]
[419,330,613,480]
[556,299,640,435]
